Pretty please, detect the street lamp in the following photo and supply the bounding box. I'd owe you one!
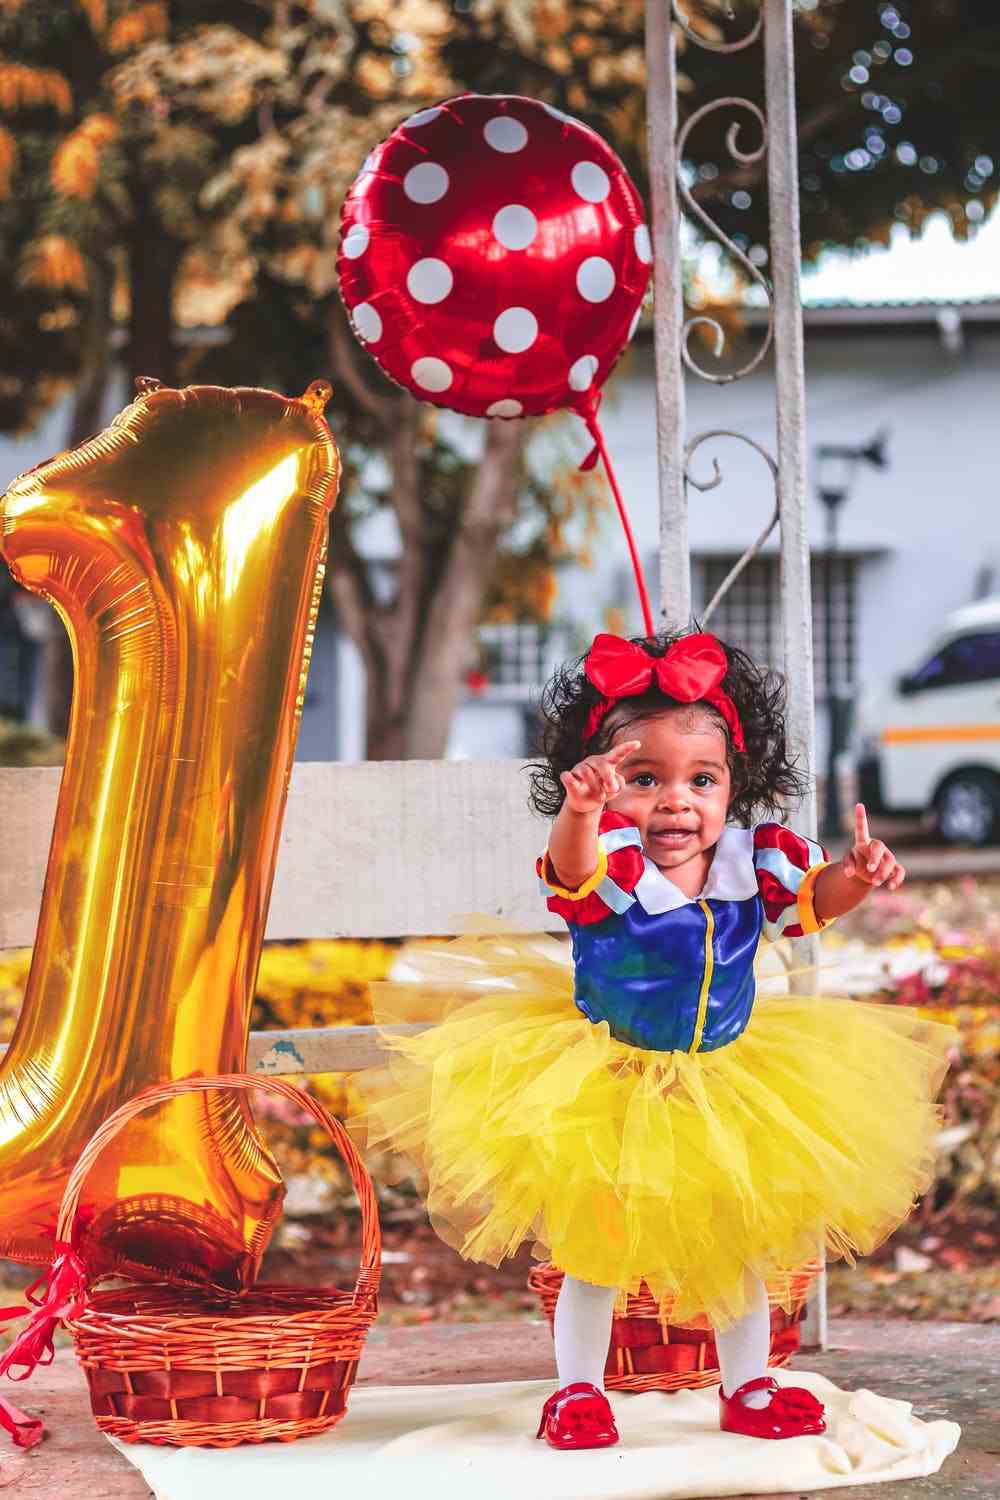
[815,431,889,841]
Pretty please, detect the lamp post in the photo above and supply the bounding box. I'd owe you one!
[815,431,889,841]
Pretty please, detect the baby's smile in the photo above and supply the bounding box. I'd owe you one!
[646,826,698,848]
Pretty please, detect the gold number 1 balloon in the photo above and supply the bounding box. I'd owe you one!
[0,379,339,1288]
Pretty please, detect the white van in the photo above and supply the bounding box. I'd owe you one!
[854,597,1000,846]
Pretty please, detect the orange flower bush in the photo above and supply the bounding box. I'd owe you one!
[838,880,1000,1222]
[0,125,16,199]
[51,114,118,199]
[20,234,88,292]
[252,939,394,1124]
[108,2,167,55]
[0,62,72,115]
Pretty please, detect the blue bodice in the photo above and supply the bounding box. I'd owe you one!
[540,822,828,1056]
[570,893,763,1053]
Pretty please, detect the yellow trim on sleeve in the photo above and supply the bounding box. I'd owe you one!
[688,900,715,1055]
[540,844,609,901]
[796,861,832,935]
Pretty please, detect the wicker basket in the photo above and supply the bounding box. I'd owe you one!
[527,1262,820,1394]
[57,1074,381,1448]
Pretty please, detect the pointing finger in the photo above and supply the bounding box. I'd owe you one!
[854,802,871,849]
[606,739,642,763]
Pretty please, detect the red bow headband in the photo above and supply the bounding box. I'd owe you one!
[583,632,746,751]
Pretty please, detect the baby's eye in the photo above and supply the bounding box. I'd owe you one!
[630,772,657,788]
[692,773,717,789]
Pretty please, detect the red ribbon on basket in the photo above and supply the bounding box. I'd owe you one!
[0,1393,44,1450]
[0,1241,88,1444]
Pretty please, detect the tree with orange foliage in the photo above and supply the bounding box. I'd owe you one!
[0,1,996,754]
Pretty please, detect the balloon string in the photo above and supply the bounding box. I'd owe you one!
[580,404,655,637]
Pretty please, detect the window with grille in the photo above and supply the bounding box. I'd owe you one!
[475,623,568,698]
[693,553,858,698]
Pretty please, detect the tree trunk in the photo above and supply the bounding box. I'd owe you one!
[43,218,180,740]
[404,420,527,759]
[126,187,182,391]
[327,416,528,761]
[326,399,425,761]
[68,348,112,447]
[324,301,531,760]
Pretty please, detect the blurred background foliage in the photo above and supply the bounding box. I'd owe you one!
[0,716,64,765]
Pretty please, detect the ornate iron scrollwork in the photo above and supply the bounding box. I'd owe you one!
[684,431,780,625]
[672,2,763,53]
[672,2,780,614]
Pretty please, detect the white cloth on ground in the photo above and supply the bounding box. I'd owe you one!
[109,1369,960,1500]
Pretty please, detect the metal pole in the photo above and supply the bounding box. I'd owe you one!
[645,0,691,631]
[764,0,826,1350]
[823,499,842,840]
[763,0,816,843]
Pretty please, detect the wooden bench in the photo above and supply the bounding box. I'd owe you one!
[0,755,825,1343]
[0,759,556,1074]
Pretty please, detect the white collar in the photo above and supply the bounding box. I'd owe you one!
[633,826,757,915]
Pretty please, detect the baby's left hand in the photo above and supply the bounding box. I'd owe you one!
[841,803,905,891]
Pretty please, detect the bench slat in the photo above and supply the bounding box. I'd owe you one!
[248,1023,424,1074]
[0,759,559,947]
[0,1025,425,1076]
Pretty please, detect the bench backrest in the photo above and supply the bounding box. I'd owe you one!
[0,759,557,1072]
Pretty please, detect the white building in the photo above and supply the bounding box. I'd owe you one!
[451,297,1000,762]
[2,297,998,765]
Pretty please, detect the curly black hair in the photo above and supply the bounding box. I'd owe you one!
[528,626,810,828]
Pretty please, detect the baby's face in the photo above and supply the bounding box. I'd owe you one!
[605,706,732,882]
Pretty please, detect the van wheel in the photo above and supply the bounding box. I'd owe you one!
[935,770,1000,846]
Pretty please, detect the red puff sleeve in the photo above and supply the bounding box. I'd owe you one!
[752,823,832,941]
[536,810,646,926]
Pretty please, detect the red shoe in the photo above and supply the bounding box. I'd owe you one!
[536,1382,619,1450]
[719,1377,826,1439]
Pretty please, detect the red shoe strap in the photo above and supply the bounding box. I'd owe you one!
[722,1376,779,1402]
[722,1377,824,1422]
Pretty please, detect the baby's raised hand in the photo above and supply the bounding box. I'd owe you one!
[560,740,641,814]
[842,802,906,891]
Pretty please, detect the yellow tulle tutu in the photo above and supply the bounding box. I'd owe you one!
[353,934,956,1327]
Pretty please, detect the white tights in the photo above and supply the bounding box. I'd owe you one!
[553,1271,773,1409]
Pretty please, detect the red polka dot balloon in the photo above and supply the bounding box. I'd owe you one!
[337,93,652,421]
